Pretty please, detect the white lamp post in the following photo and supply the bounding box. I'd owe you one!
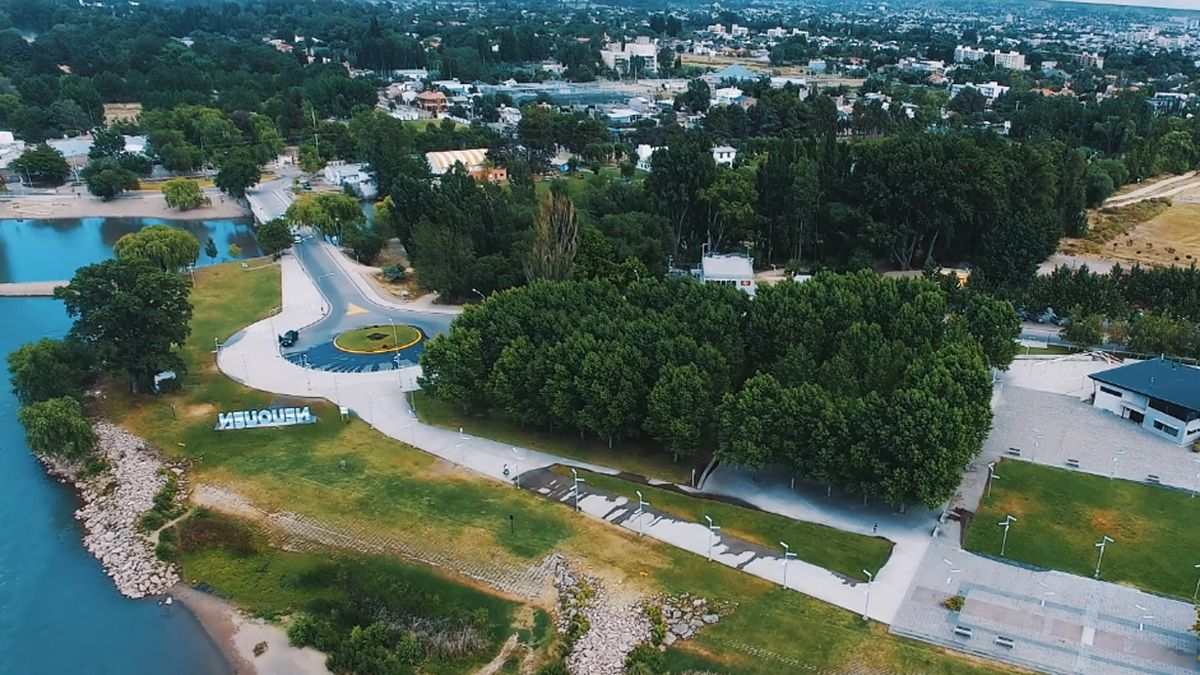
[1110,444,1125,480]
[780,541,795,589]
[1192,563,1200,601]
[704,515,720,562]
[986,462,999,499]
[511,447,524,488]
[1094,535,1113,579]
[942,558,961,586]
[571,468,585,512]
[1030,427,1044,460]
[998,514,1017,556]
[635,490,649,537]
[1135,603,1153,631]
[862,569,874,621]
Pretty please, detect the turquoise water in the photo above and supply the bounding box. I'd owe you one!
[0,217,243,673]
[0,217,260,283]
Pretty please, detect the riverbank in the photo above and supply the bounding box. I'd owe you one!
[0,189,248,221]
[39,421,179,598]
[171,584,329,675]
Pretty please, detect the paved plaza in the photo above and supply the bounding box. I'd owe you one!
[892,540,1198,674]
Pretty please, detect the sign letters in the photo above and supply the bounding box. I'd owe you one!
[215,406,316,431]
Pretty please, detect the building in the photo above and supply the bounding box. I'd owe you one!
[992,50,1027,71]
[427,148,492,177]
[415,91,448,115]
[712,146,737,167]
[600,37,659,77]
[1146,92,1190,115]
[1074,52,1105,69]
[1088,358,1200,447]
[950,81,1010,103]
[954,45,989,63]
[635,144,662,172]
[323,162,377,199]
[694,253,756,296]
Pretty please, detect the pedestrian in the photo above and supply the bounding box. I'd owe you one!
[873,522,878,534]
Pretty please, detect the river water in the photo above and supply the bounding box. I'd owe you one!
[0,217,255,674]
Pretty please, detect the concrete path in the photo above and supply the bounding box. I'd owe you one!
[215,252,908,623]
[0,280,64,297]
[1106,171,1199,208]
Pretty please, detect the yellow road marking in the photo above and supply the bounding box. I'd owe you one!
[346,303,366,316]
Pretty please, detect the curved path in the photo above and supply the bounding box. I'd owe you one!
[216,249,922,624]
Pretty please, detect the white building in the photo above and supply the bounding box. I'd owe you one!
[712,146,737,167]
[635,144,662,172]
[712,87,743,106]
[954,45,1027,70]
[1088,358,1200,447]
[600,37,659,76]
[950,81,1010,103]
[953,45,989,63]
[694,253,756,296]
[730,24,749,38]
[992,50,1027,71]
[323,161,377,200]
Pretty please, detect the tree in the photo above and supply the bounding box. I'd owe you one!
[525,184,578,282]
[7,338,91,405]
[256,218,293,258]
[962,292,1021,370]
[285,193,365,240]
[677,79,711,113]
[214,149,260,199]
[162,178,205,210]
[1062,309,1106,348]
[89,126,126,159]
[81,157,139,200]
[298,142,324,174]
[18,397,96,460]
[10,144,70,186]
[341,224,385,264]
[114,225,200,272]
[645,363,711,461]
[54,259,193,392]
[204,237,218,260]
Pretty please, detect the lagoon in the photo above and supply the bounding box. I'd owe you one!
[0,217,260,283]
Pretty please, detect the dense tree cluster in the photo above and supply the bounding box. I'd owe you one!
[422,272,1015,506]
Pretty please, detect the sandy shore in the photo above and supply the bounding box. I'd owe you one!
[171,584,329,675]
[0,188,249,221]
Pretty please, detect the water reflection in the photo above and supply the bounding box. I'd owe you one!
[0,217,260,283]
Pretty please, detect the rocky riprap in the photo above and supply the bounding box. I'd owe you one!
[39,421,180,599]
[656,592,722,648]
[553,559,650,675]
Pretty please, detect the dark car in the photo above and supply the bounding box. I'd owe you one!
[278,329,300,347]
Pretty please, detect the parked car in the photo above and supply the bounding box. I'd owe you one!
[278,329,300,347]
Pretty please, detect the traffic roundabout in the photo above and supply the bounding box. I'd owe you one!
[332,324,422,354]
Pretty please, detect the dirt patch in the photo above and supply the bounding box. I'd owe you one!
[1062,202,1200,267]
[1086,508,1140,540]
[186,403,216,419]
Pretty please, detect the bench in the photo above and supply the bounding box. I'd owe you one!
[953,626,974,639]
[995,636,1015,648]
[1146,475,1161,484]
[1007,447,1022,457]
[1066,458,1080,469]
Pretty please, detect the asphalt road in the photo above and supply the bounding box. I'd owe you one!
[281,235,454,371]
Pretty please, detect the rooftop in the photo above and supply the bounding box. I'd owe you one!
[425,148,489,175]
[701,253,754,279]
[1089,357,1200,413]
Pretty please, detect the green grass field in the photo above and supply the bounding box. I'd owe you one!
[567,468,893,582]
[101,261,1015,675]
[414,391,699,483]
[333,323,421,353]
[966,459,1200,598]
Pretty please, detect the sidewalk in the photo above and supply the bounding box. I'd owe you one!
[215,255,910,623]
[316,240,463,316]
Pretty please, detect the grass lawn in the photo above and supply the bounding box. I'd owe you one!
[1021,344,1078,356]
[565,468,893,581]
[333,323,421,353]
[99,261,1015,674]
[413,390,700,483]
[965,459,1200,598]
[174,512,520,674]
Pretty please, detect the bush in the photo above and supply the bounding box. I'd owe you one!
[625,642,664,674]
[536,662,569,675]
[178,511,257,555]
[943,595,965,612]
[645,605,667,645]
[17,397,96,460]
[381,264,407,282]
[155,527,178,562]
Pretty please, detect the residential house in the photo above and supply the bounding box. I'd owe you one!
[415,91,448,115]
[712,145,737,167]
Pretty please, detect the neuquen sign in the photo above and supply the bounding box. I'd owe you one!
[215,406,316,431]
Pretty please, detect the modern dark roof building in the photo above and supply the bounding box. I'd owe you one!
[1088,357,1200,447]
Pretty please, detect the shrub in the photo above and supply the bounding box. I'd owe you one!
[536,662,569,675]
[645,605,667,645]
[943,595,965,612]
[625,642,664,674]
[155,527,179,562]
[382,264,407,282]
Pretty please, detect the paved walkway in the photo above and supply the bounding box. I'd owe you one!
[0,280,64,296]
[215,253,908,622]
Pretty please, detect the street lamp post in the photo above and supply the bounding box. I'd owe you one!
[1030,427,1044,460]
[1094,535,1114,579]
[862,569,874,621]
[571,468,585,512]
[299,354,311,390]
[1192,563,1200,601]
[1111,444,1126,480]
[942,558,961,586]
[511,447,524,488]
[471,288,485,301]
[986,462,999,499]
[704,515,720,562]
[780,541,795,589]
[388,317,397,345]
[998,514,1017,556]
[635,490,650,537]
[1135,603,1153,631]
